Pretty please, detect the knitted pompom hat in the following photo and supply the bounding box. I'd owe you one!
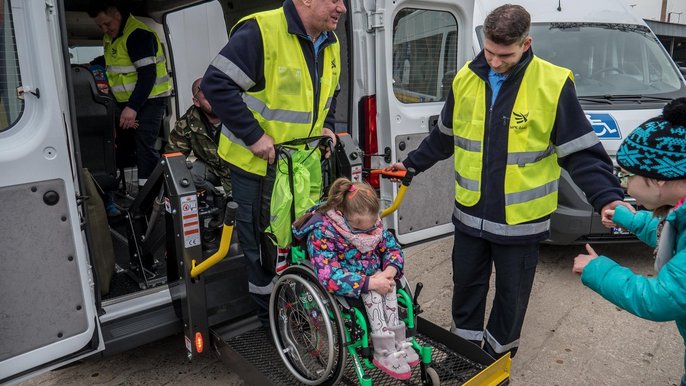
[616,97,686,181]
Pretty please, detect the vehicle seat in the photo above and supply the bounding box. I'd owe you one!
[71,65,117,191]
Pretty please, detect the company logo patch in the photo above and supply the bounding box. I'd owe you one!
[513,111,529,124]
[331,58,336,69]
[586,113,621,139]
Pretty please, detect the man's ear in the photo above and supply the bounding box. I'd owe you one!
[522,36,532,52]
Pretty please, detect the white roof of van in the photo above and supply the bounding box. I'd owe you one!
[474,0,646,26]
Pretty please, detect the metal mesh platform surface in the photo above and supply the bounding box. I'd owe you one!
[224,327,486,385]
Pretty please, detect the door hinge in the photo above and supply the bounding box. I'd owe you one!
[366,11,384,31]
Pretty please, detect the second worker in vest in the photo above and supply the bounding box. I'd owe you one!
[392,4,629,360]
[201,0,346,326]
[89,1,172,188]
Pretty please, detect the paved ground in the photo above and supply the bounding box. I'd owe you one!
[21,238,684,386]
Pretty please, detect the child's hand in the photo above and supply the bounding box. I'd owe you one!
[572,243,598,275]
[380,266,398,280]
[368,275,394,295]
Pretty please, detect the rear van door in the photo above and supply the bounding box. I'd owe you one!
[0,0,104,382]
[374,0,475,244]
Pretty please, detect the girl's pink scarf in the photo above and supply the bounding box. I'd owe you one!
[325,209,383,253]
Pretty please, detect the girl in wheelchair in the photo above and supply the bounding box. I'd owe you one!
[292,177,419,380]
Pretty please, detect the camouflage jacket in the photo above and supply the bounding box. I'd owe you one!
[166,105,231,193]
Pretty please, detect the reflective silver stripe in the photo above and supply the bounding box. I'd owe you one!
[325,97,333,110]
[133,56,156,68]
[556,131,599,158]
[455,170,479,192]
[111,75,172,93]
[451,325,483,341]
[453,206,551,236]
[149,90,172,98]
[107,64,136,73]
[505,180,558,206]
[210,54,256,91]
[485,329,519,354]
[438,120,452,136]
[242,93,312,124]
[507,145,555,166]
[454,135,481,152]
[221,125,250,150]
[248,281,274,295]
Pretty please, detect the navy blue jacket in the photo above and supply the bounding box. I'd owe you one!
[201,0,339,150]
[404,48,624,243]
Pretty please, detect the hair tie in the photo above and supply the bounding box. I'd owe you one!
[347,184,359,199]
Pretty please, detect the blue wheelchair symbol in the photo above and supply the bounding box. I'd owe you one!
[586,113,621,139]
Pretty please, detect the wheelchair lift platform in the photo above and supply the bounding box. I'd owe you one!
[210,315,510,385]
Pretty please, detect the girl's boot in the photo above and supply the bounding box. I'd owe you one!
[370,332,411,380]
[388,322,420,366]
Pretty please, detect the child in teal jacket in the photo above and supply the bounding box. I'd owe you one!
[572,98,686,386]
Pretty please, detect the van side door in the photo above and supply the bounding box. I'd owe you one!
[0,0,104,382]
[373,0,474,244]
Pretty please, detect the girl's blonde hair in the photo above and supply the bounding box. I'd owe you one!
[293,178,379,227]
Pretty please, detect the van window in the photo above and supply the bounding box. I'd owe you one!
[69,46,104,64]
[526,23,683,97]
[392,9,457,103]
[0,0,24,132]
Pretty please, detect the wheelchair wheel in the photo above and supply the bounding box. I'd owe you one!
[269,265,346,385]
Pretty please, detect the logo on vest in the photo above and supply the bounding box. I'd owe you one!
[111,47,117,57]
[331,58,336,69]
[510,111,529,130]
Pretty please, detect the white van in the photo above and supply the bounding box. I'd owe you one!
[472,0,686,244]
[1,0,485,383]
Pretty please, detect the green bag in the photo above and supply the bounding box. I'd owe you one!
[266,149,322,248]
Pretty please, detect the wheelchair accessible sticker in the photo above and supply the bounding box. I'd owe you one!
[181,194,201,248]
[586,113,621,139]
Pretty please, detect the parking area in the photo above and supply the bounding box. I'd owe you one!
[21,238,683,386]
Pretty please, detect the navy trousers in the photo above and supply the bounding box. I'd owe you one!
[229,165,274,325]
[451,227,539,359]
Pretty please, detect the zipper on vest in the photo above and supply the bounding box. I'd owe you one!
[481,99,493,235]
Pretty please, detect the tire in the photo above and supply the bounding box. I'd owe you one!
[425,366,440,386]
[269,265,346,385]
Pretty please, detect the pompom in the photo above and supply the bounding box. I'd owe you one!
[662,97,686,127]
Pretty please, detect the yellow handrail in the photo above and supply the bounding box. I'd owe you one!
[190,201,238,278]
[379,168,415,218]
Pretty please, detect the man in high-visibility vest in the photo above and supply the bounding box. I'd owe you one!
[393,4,629,360]
[202,0,346,326]
[88,1,172,190]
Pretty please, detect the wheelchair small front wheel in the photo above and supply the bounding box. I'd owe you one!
[425,366,440,386]
[269,265,346,385]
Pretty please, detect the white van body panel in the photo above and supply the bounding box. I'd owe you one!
[0,0,103,381]
[371,0,475,244]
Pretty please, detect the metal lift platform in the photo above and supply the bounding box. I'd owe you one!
[211,316,510,385]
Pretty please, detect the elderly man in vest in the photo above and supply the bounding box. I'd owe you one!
[89,1,172,190]
[202,0,346,326]
[392,5,629,360]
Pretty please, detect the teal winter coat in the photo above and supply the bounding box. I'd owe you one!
[581,203,686,372]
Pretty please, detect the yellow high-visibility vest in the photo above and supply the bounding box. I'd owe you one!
[217,8,340,176]
[452,56,572,224]
[103,15,172,103]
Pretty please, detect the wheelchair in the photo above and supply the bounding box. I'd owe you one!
[264,137,440,385]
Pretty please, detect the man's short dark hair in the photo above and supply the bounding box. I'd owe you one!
[483,4,531,46]
[87,0,125,18]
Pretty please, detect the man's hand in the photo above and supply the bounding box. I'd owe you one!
[119,107,139,129]
[600,200,635,228]
[249,133,276,164]
[321,127,337,159]
[572,243,598,275]
[387,162,407,183]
